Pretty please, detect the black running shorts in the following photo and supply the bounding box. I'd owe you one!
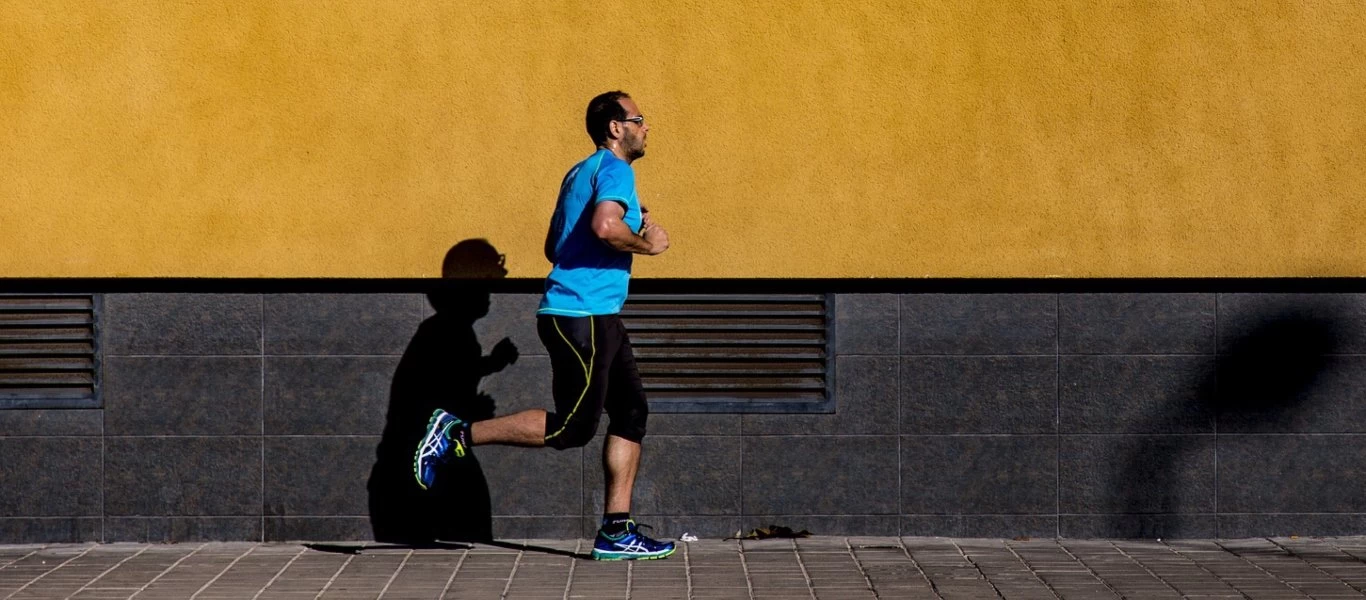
[538,314,648,449]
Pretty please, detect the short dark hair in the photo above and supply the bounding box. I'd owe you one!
[586,91,630,145]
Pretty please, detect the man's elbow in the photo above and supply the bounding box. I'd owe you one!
[592,220,617,243]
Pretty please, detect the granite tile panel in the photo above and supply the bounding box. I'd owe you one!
[477,445,582,516]
[835,294,899,355]
[0,410,101,436]
[1059,355,1215,434]
[900,436,1056,515]
[899,516,963,537]
[1219,434,1366,513]
[1218,293,1366,355]
[103,356,261,436]
[961,516,1059,539]
[0,438,100,516]
[1218,356,1366,433]
[743,436,898,515]
[264,294,422,355]
[104,517,263,542]
[104,293,261,355]
[265,517,373,542]
[901,356,1056,434]
[264,436,377,516]
[647,414,741,435]
[1217,514,1366,538]
[1060,515,1217,539]
[1059,293,1215,354]
[583,435,740,516]
[745,356,897,435]
[264,357,397,435]
[105,437,262,516]
[1058,435,1215,514]
[491,517,583,540]
[740,516,899,537]
[900,294,1056,355]
[474,294,546,358]
[0,518,101,543]
[477,355,553,416]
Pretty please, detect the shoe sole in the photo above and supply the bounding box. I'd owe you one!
[590,546,677,561]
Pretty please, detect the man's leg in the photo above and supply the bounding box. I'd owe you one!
[590,316,673,560]
[470,410,547,447]
[602,434,640,514]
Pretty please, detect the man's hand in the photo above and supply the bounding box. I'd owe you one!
[640,217,669,255]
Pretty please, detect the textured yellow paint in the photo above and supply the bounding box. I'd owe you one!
[2,1,1364,277]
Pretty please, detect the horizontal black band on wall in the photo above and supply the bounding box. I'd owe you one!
[4,278,1366,294]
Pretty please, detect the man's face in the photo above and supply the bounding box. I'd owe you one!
[616,98,649,160]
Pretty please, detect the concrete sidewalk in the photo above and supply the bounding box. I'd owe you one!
[2,537,1365,599]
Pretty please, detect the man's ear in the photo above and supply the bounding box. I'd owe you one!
[607,120,623,141]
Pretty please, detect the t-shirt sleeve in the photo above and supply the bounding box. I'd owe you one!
[593,161,636,209]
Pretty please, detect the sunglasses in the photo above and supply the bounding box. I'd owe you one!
[615,116,646,125]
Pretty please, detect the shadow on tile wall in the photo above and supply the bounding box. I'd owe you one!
[367,239,517,543]
[1106,304,1341,537]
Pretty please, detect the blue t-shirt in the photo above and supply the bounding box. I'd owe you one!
[538,149,644,316]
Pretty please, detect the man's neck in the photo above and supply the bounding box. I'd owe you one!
[599,144,634,165]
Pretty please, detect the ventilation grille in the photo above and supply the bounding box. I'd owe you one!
[620,294,831,413]
[0,295,99,408]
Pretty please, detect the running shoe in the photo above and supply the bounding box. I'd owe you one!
[414,409,468,490]
[591,521,676,561]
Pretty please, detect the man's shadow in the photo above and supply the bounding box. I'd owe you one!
[367,239,518,544]
[1105,302,1341,537]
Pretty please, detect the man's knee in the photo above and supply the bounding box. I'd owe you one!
[544,416,598,449]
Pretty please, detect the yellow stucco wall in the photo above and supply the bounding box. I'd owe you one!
[2,2,1363,278]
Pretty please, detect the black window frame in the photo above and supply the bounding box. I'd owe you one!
[0,293,102,410]
[625,293,836,414]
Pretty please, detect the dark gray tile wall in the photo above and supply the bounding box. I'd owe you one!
[4,290,1366,541]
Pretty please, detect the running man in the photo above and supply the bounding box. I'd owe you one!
[415,91,675,561]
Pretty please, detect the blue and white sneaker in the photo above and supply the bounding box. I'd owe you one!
[413,409,468,490]
[591,521,676,561]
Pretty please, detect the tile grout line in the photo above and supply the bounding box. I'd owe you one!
[375,549,413,600]
[790,538,816,600]
[683,539,693,600]
[1001,540,1061,599]
[562,540,579,600]
[2,544,97,600]
[68,545,151,597]
[1153,539,1247,598]
[896,536,943,600]
[439,547,469,599]
[1106,541,1184,598]
[949,539,1004,599]
[500,547,524,600]
[1218,291,1229,535]
[1266,538,1366,595]
[250,545,308,600]
[260,294,266,542]
[736,540,755,600]
[128,543,207,599]
[844,538,879,598]
[313,551,356,600]
[188,544,257,600]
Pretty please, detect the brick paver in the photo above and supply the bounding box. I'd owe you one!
[2,537,1365,599]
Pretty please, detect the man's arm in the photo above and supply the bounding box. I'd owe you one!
[591,201,669,255]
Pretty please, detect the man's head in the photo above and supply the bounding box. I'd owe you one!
[586,90,648,162]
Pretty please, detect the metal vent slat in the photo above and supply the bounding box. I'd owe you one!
[621,294,829,412]
[0,294,98,407]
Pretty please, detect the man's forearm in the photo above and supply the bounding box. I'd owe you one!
[596,220,658,255]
